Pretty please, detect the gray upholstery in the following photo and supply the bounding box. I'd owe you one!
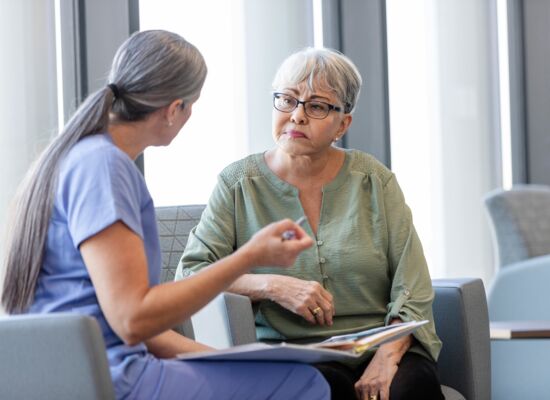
[156,204,206,339]
[484,186,550,399]
[0,313,115,400]
[432,278,491,400]
[484,184,550,268]
[488,253,550,321]
[486,254,550,399]
[193,278,490,400]
[156,204,206,282]
[191,292,257,348]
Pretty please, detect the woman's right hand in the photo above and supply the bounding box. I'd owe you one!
[266,275,335,326]
[233,219,334,325]
[238,219,314,269]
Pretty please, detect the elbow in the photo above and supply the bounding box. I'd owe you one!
[117,316,149,346]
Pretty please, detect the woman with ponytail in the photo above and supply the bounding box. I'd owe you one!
[1,30,329,400]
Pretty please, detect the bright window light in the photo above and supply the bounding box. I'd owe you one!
[497,0,512,189]
[54,0,64,130]
[139,0,247,206]
[313,0,324,48]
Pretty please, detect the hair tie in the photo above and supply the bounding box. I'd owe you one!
[108,83,120,98]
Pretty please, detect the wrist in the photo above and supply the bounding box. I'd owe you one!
[232,245,257,272]
[263,274,282,301]
[377,335,412,363]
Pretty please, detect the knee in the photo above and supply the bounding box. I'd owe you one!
[294,364,331,399]
[389,354,444,400]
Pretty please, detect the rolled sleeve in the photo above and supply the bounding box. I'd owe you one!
[383,175,442,361]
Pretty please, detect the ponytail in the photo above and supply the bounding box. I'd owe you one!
[1,88,114,313]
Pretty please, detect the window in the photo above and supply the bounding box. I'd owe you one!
[140,0,248,205]
[139,0,315,206]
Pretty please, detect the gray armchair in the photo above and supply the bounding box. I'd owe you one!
[0,313,115,400]
[484,184,550,269]
[156,204,207,338]
[484,185,550,399]
[191,278,490,400]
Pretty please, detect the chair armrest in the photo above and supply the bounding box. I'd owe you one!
[432,278,491,400]
[488,254,550,320]
[0,313,115,400]
[191,292,256,348]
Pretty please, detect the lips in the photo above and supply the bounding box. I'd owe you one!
[287,130,307,138]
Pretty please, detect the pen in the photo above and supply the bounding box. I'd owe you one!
[281,216,308,241]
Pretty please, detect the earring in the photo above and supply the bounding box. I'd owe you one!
[167,121,173,127]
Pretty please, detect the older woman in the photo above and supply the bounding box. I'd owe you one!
[177,48,443,400]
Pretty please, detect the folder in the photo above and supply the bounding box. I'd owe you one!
[177,320,428,363]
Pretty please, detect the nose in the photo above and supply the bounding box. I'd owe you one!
[290,103,307,124]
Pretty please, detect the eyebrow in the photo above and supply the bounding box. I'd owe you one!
[281,88,332,102]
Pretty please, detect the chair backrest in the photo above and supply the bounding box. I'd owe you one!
[0,313,115,400]
[156,204,206,339]
[484,184,550,268]
[432,278,491,400]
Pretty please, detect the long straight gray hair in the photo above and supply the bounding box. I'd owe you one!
[1,30,207,313]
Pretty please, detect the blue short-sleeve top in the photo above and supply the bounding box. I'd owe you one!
[29,133,161,395]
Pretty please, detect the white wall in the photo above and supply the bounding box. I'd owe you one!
[0,0,59,314]
[387,0,501,284]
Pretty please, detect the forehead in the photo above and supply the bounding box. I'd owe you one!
[279,80,337,100]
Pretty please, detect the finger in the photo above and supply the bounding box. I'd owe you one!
[312,306,326,325]
[273,218,298,234]
[318,286,334,305]
[321,303,333,325]
[274,219,310,240]
[354,383,367,400]
[365,389,378,400]
[315,299,333,325]
[298,305,317,324]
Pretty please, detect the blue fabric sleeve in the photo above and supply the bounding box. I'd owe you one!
[59,148,144,248]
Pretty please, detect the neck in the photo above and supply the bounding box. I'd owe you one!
[267,147,344,185]
[107,120,150,160]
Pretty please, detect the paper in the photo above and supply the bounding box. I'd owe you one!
[177,342,359,363]
[315,320,429,353]
[176,320,428,364]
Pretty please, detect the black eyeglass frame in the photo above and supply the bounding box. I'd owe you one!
[272,92,343,119]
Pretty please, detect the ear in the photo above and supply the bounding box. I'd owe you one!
[164,99,185,125]
[335,114,353,139]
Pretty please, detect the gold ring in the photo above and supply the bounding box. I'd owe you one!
[311,307,322,315]
[369,395,377,400]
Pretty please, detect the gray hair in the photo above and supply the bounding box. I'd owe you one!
[271,47,362,113]
[2,30,207,313]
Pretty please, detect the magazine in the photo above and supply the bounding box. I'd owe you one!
[177,320,428,364]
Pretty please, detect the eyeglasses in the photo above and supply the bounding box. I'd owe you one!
[273,92,343,119]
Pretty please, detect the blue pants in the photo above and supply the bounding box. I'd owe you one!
[125,356,330,400]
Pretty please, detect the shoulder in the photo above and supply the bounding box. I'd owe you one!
[59,134,146,199]
[346,149,394,186]
[62,134,138,176]
[218,153,264,188]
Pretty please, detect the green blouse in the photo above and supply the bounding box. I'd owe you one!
[176,149,442,361]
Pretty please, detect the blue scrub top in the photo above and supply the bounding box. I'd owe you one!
[29,133,162,398]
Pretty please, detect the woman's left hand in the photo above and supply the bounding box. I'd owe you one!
[354,351,398,400]
[354,326,412,400]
